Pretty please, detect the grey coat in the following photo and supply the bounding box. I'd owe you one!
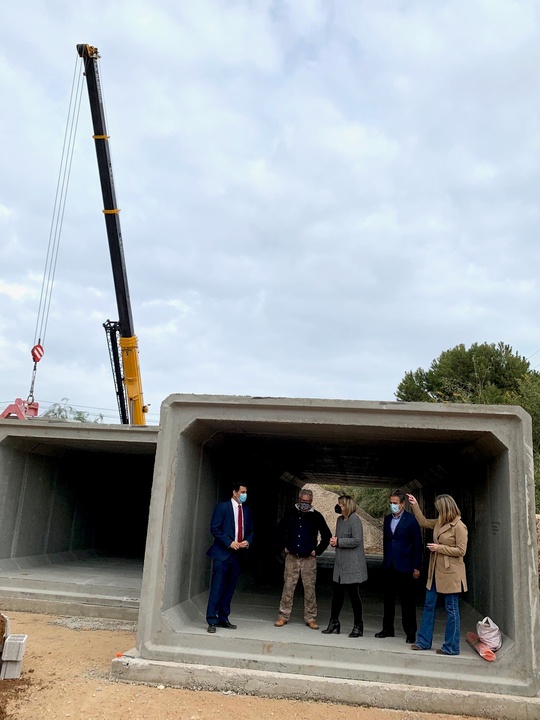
[333,513,368,585]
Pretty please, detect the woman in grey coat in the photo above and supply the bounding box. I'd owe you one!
[322,495,368,638]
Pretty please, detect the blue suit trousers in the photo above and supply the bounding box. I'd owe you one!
[206,555,242,625]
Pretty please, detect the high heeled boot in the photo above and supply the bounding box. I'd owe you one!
[348,624,363,638]
[321,619,341,634]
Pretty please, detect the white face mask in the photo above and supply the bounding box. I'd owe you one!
[390,503,401,514]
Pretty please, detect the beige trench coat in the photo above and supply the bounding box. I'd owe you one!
[411,504,468,594]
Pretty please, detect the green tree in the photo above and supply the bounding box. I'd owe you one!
[41,398,103,423]
[396,342,531,404]
[397,342,540,511]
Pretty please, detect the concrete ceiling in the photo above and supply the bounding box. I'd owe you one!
[206,426,491,487]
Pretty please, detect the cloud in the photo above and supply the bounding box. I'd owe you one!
[0,0,539,420]
[0,280,39,302]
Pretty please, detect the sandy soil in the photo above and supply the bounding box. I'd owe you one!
[0,611,488,720]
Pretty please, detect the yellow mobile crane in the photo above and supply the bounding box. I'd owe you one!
[77,44,147,425]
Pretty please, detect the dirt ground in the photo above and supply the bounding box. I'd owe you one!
[0,611,489,720]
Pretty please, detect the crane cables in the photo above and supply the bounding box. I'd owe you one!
[28,53,85,403]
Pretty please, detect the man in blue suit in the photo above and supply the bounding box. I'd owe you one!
[375,489,422,643]
[206,483,254,633]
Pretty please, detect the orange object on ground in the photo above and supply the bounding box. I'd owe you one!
[466,631,496,661]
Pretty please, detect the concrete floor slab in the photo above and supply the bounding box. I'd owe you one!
[142,591,516,694]
[0,557,142,619]
[111,657,540,720]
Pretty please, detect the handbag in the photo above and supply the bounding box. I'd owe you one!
[476,616,502,651]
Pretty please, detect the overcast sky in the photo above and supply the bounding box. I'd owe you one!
[1,0,539,424]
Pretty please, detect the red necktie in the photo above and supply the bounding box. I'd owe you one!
[238,504,243,543]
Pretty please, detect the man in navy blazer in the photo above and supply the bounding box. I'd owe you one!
[206,482,254,633]
[375,489,422,643]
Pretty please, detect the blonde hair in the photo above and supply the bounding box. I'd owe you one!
[434,494,460,525]
[338,495,357,519]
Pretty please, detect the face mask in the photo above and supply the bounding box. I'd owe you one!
[390,503,400,514]
[298,502,311,512]
[238,493,247,504]
[334,504,342,514]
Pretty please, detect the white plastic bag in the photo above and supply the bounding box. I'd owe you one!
[476,617,502,651]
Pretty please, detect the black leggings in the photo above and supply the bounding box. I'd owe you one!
[330,581,364,626]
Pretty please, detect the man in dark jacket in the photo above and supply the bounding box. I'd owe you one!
[375,489,422,643]
[274,488,331,629]
[206,483,254,633]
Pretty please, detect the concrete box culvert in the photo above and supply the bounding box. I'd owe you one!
[133,394,539,701]
[0,420,158,618]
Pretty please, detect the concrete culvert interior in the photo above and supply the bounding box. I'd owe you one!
[0,421,158,618]
[133,395,539,699]
[179,428,507,607]
[161,423,510,627]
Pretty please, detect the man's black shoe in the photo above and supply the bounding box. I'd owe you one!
[374,631,395,638]
[406,636,416,643]
[207,625,217,633]
[216,621,237,629]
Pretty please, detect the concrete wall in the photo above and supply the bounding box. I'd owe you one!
[0,442,87,566]
[137,395,540,698]
[0,422,158,568]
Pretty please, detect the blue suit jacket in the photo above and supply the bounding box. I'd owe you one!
[382,510,422,573]
[206,501,254,562]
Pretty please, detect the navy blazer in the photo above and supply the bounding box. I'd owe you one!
[206,500,254,562]
[382,510,422,573]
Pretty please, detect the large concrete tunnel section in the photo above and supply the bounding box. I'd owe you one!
[130,394,539,699]
[0,421,158,618]
[0,395,539,702]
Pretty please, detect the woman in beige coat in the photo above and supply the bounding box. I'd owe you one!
[406,493,467,655]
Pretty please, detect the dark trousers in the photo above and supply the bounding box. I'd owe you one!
[206,555,242,625]
[382,565,417,639]
[330,581,363,627]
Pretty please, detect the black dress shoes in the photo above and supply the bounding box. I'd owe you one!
[374,631,395,638]
[207,625,217,633]
[216,620,237,629]
[406,636,416,643]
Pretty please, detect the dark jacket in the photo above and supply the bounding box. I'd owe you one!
[382,510,422,574]
[277,506,331,557]
[206,501,254,562]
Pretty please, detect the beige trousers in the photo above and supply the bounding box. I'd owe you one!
[278,553,317,622]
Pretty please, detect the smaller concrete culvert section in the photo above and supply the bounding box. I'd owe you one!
[134,395,539,702]
[0,420,158,618]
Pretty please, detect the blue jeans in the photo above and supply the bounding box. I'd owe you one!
[416,580,461,655]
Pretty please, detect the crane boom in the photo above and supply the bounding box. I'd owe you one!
[77,44,147,426]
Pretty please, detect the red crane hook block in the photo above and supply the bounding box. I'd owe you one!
[31,344,44,363]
